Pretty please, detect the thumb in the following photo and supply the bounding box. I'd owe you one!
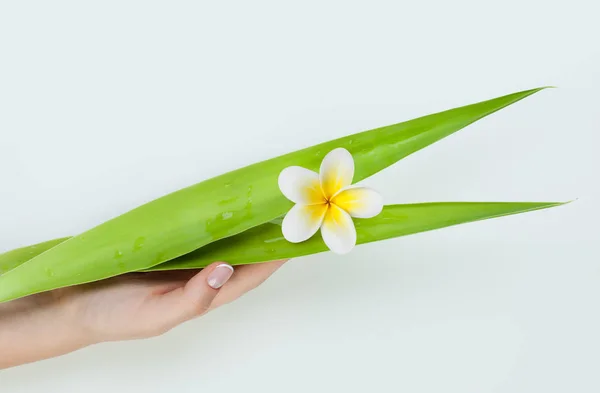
[143,262,234,336]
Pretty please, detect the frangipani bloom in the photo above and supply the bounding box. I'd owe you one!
[278,148,383,254]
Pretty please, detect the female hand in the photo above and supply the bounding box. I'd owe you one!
[0,260,287,369]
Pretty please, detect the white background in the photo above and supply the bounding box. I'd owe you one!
[0,1,598,392]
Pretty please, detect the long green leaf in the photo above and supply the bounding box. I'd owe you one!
[0,88,547,302]
[0,202,564,277]
[148,202,564,270]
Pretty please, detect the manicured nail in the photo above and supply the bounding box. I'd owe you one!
[207,263,234,289]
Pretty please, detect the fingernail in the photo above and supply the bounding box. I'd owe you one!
[207,263,234,289]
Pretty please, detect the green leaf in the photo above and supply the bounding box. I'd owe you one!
[0,88,548,302]
[148,202,564,270]
[0,238,70,276]
[0,202,564,278]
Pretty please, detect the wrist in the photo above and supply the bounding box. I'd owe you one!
[0,296,95,369]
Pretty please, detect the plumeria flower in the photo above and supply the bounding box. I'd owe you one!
[278,148,383,254]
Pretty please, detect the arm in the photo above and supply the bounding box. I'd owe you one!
[0,296,91,368]
[0,260,287,369]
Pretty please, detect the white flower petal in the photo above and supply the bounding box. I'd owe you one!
[278,166,325,205]
[332,187,383,218]
[319,148,354,199]
[321,203,357,254]
[282,203,328,243]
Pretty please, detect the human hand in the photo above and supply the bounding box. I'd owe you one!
[0,260,287,369]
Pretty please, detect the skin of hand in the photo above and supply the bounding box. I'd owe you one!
[0,260,287,369]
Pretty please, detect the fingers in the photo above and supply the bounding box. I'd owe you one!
[211,259,288,309]
[139,262,234,337]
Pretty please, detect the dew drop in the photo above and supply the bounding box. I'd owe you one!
[133,237,145,252]
[264,236,284,244]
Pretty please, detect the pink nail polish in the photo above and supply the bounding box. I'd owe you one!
[207,264,234,289]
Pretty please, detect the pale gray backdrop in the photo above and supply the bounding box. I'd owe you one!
[0,1,598,392]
